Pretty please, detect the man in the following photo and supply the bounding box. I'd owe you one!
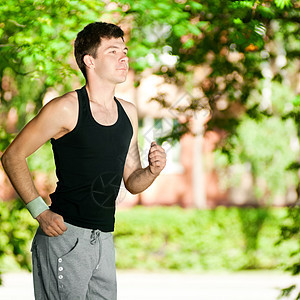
[1,22,166,300]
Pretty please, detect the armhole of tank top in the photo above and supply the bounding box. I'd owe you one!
[51,89,82,143]
[117,99,134,136]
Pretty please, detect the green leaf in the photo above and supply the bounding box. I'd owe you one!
[173,23,188,36]
[292,95,300,107]
[256,6,275,18]
[187,22,201,36]
[229,1,253,9]
[233,18,244,25]
[189,1,203,11]
[279,285,297,297]
[274,0,292,9]
[182,39,195,49]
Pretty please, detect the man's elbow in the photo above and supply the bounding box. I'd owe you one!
[124,181,134,195]
[124,180,139,195]
[1,148,22,170]
[1,150,9,167]
[1,149,14,171]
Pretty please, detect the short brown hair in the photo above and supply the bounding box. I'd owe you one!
[74,22,124,79]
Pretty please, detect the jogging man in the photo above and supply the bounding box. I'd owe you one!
[1,22,166,300]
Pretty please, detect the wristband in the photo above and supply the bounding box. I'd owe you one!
[26,196,49,219]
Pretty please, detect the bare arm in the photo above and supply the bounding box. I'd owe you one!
[122,102,166,194]
[1,93,77,236]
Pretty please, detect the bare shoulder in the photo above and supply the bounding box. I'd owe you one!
[3,91,80,155]
[39,90,79,136]
[116,97,137,122]
[45,91,77,114]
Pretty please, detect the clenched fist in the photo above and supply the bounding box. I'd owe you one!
[36,210,67,237]
[148,141,167,176]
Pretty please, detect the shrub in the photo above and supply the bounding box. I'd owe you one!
[0,200,37,284]
[114,206,295,271]
[0,202,297,285]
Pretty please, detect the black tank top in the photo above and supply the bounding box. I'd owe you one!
[49,86,133,231]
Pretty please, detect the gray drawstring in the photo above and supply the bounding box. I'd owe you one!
[90,230,101,245]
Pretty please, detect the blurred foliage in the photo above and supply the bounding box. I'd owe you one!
[0,200,37,284]
[0,0,105,147]
[114,206,296,271]
[0,203,297,278]
[0,0,299,200]
[0,0,300,293]
[26,140,56,173]
[214,114,298,202]
[276,96,300,299]
[116,0,300,205]
[277,206,300,299]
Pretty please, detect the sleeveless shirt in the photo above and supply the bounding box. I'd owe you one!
[49,86,133,231]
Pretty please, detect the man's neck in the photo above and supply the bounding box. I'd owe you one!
[85,79,116,106]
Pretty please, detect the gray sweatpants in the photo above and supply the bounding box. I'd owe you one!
[31,222,117,300]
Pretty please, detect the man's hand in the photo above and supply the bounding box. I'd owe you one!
[148,141,167,176]
[36,210,67,237]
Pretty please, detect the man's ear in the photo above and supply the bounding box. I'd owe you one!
[83,54,95,70]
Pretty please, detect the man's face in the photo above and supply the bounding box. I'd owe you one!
[92,37,129,84]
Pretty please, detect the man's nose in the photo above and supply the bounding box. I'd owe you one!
[120,54,129,63]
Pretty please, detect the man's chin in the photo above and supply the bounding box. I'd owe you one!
[115,76,127,84]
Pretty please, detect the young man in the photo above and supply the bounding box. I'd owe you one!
[1,22,166,300]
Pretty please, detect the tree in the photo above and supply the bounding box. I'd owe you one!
[0,0,106,149]
[0,0,299,288]
[1,1,299,194]
[114,0,299,204]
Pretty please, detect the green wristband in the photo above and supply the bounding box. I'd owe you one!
[26,196,49,219]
